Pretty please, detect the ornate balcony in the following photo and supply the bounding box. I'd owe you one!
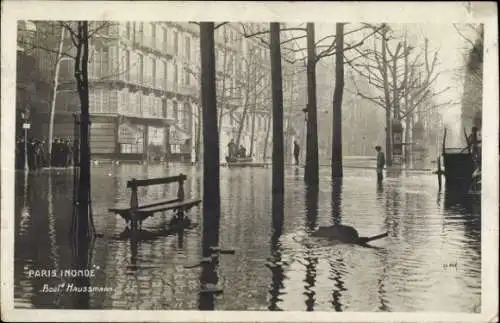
[166,81,178,93]
[178,85,198,97]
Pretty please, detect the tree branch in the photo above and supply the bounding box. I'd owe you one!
[215,22,229,30]
[317,24,384,61]
[347,74,386,110]
[280,34,307,45]
[87,21,113,40]
[61,22,79,47]
[453,24,477,49]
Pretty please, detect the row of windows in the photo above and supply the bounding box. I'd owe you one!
[117,90,164,118]
[121,143,143,154]
[122,22,192,60]
[89,88,118,113]
[121,49,191,88]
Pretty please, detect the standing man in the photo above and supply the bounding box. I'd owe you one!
[468,126,481,169]
[227,139,236,159]
[375,145,385,182]
[293,140,300,166]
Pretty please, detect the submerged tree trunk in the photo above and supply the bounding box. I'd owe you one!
[270,22,284,197]
[73,21,94,239]
[331,23,344,178]
[48,26,66,161]
[305,23,319,185]
[200,22,220,257]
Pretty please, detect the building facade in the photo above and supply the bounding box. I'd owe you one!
[18,21,299,162]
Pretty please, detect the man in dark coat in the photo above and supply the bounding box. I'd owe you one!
[375,145,385,182]
[293,140,300,165]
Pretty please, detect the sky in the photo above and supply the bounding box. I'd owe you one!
[289,22,476,146]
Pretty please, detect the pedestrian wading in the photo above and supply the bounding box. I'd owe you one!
[311,225,388,244]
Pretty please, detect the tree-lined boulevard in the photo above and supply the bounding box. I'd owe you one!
[12,17,484,312]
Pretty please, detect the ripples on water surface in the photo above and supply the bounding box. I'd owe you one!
[14,164,481,311]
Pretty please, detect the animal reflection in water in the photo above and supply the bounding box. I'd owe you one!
[115,217,197,241]
[311,225,388,246]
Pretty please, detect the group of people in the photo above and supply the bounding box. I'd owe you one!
[227,139,248,159]
[15,137,78,170]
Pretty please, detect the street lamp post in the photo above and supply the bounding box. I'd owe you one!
[21,112,31,172]
[302,107,308,164]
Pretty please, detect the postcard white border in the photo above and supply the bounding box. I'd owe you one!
[1,1,498,322]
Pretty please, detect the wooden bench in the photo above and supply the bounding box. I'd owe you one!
[108,173,201,231]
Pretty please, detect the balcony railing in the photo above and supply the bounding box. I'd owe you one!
[178,85,198,97]
[163,43,176,57]
[166,81,177,93]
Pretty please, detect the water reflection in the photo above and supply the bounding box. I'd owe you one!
[303,185,318,311]
[268,191,285,311]
[376,180,384,197]
[331,179,343,225]
[70,236,94,309]
[198,164,222,311]
[198,259,218,310]
[13,165,481,311]
[329,180,346,311]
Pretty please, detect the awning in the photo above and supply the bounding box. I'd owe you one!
[117,120,144,144]
[169,123,191,144]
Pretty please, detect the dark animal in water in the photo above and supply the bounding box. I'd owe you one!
[311,225,388,244]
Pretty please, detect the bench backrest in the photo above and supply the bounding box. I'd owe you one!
[128,174,186,211]
[127,174,187,188]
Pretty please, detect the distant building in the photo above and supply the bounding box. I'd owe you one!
[17,21,299,162]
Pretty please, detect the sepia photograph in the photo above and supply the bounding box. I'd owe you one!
[1,1,498,322]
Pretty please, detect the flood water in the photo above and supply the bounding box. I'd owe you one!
[14,163,481,311]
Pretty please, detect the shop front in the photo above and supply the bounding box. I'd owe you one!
[115,116,172,162]
[117,121,145,161]
[167,123,191,162]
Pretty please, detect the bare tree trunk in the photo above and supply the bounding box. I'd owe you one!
[74,21,94,239]
[200,22,220,257]
[391,56,400,119]
[405,111,412,166]
[263,114,271,160]
[235,52,254,149]
[381,29,393,166]
[249,85,257,156]
[235,99,249,149]
[270,22,284,197]
[403,38,410,166]
[217,29,229,135]
[196,104,202,165]
[48,26,66,163]
[331,23,344,178]
[284,69,295,164]
[305,23,319,185]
